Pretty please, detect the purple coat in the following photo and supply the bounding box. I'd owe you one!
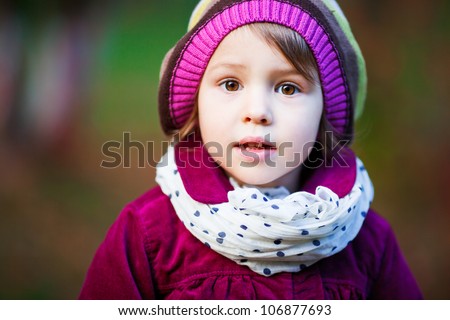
[79,144,422,299]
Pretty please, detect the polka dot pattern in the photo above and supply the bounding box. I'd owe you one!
[156,145,374,277]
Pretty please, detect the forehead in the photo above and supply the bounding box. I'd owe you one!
[207,25,290,68]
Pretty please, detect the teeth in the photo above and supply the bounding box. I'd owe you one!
[241,142,267,149]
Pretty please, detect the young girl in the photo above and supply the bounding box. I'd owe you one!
[79,0,422,299]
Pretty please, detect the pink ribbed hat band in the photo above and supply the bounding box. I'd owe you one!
[169,0,350,134]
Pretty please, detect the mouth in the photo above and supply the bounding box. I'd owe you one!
[235,137,277,152]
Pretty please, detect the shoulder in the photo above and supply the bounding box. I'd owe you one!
[349,209,396,263]
[346,208,410,288]
[359,209,393,239]
[79,187,166,299]
[97,185,171,239]
[109,186,175,243]
[355,209,423,298]
[356,209,395,251]
[318,209,393,286]
[126,185,169,212]
[120,183,181,236]
[121,186,175,233]
[318,209,407,297]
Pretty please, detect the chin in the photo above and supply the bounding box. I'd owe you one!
[225,165,302,191]
[229,170,288,188]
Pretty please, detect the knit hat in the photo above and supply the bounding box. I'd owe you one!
[158,0,367,139]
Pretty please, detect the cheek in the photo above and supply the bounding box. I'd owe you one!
[198,95,215,137]
[279,107,322,135]
[198,103,228,145]
[276,109,322,153]
[198,94,236,139]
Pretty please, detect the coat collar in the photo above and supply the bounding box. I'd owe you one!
[175,138,356,204]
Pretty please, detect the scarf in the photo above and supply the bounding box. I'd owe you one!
[156,145,374,276]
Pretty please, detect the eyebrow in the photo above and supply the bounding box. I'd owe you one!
[206,62,247,73]
[206,61,310,85]
[272,68,304,77]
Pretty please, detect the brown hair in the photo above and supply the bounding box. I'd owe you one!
[177,23,348,159]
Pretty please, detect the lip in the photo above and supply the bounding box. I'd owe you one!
[233,136,277,162]
[237,136,277,149]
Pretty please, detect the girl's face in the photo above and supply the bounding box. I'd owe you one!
[198,26,323,192]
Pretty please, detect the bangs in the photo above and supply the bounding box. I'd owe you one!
[246,23,319,85]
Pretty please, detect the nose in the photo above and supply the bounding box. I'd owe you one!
[241,89,273,125]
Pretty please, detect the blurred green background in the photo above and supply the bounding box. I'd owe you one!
[0,0,449,299]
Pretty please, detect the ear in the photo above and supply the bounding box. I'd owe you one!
[159,47,175,80]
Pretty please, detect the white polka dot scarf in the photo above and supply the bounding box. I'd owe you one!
[156,145,374,276]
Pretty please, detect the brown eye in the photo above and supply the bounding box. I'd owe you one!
[223,80,240,91]
[277,84,300,96]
